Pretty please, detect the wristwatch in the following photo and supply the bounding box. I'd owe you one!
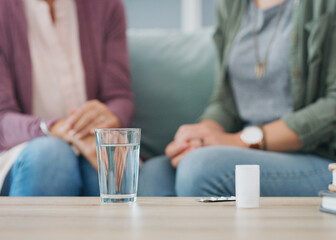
[240,126,265,150]
[39,120,51,136]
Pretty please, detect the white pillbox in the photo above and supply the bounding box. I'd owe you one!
[235,165,260,208]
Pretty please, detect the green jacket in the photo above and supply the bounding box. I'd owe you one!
[201,0,336,160]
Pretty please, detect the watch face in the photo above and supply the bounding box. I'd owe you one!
[240,127,263,145]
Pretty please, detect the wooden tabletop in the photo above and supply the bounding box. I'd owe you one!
[0,197,335,240]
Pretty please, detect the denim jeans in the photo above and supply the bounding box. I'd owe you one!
[1,137,99,196]
[138,146,332,197]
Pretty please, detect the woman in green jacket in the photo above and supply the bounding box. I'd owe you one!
[138,0,336,196]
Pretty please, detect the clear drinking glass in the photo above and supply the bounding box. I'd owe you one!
[95,128,141,203]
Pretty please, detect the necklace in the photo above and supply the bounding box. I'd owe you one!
[253,1,286,78]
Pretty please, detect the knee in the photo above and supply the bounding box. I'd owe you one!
[15,136,78,173]
[175,147,239,196]
[138,156,176,196]
[175,148,211,196]
[10,137,82,196]
[140,156,172,178]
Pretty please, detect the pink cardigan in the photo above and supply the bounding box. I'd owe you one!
[0,0,134,152]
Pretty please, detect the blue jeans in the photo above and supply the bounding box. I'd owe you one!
[1,137,99,196]
[138,146,332,197]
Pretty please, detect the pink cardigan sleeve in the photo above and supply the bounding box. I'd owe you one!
[0,49,57,152]
[99,0,134,128]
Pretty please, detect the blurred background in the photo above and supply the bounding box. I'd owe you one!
[123,0,216,31]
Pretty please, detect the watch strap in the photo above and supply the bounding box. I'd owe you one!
[260,126,267,150]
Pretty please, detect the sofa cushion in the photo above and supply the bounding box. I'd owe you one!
[128,29,216,158]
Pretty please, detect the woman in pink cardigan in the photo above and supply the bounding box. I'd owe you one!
[0,0,134,196]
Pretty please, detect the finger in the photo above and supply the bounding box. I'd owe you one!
[171,147,197,168]
[189,139,203,148]
[50,119,72,142]
[76,115,110,139]
[165,141,189,158]
[66,107,89,131]
[181,128,204,142]
[64,109,78,132]
[174,124,203,143]
[77,118,103,139]
[72,109,102,135]
[89,117,119,134]
[75,118,101,139]
[174,124,193,141]
[69,108,78,115]
[66,100,98,129]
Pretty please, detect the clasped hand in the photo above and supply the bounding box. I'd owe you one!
[165,120,246,168]
[50,100,120,170]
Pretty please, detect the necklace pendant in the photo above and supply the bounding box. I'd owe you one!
[255,62,267,78]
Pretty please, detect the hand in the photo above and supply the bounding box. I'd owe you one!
[50,119,73,143]
[174,120,245,146]
[166,121,223,160]
[174,120,223,144]
[166,139,202,168]
[165,120,246,167]
[72,135,98,170]
[65,100,120,139]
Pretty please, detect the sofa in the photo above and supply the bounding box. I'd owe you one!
[128,29,216,159]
